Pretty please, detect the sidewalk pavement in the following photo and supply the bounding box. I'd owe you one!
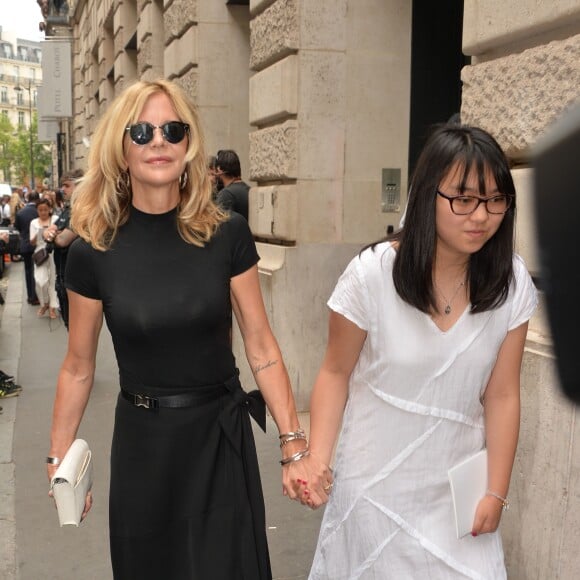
[0,261,22,579]
[0,261,323,580]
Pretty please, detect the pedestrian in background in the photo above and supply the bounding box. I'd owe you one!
[207,154,222,199]
[302,124,537,579]
[9,190,24,225]
[215,149,250,220]
[29,198,58,319]
[0,194,11,225]
[14,191,40,305]
[47,79,309,580]
[44,168,84,328]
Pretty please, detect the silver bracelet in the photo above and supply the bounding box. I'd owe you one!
[46,456,61,465]
[279,448,310,466]
[486,489,509,511]
[279,428,305,440]
[279,433,308,447]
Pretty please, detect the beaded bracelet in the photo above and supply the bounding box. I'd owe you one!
[279,448,310,466]
[486,490,509,511]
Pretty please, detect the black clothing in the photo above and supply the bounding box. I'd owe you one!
[66,208,270,579]
[53,204,72,327]
[14,203,37,253]
[216,181,250,221]
[14,204,39,302]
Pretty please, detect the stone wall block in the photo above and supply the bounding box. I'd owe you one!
[250,0,277,17]
[165,0,197,43]
[249,121,298,181]
[249,184,297,241]
[137,0,151,13]
[300,0,347,51]
[463,0,580,56]
[164,26,197,78]
[138,2,154,42]
[249,55,298,126]
[250,0,299,71]
[138,35,153,75]
[461,34,580,159]
[173,68,198,103]
[503,344,580,579]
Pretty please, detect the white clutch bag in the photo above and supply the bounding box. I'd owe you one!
[448,449,487,538]
[50,439,93,527]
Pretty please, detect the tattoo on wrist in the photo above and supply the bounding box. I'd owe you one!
[254,359,278,374]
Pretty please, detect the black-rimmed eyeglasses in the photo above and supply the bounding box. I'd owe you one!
[437,190,513,215]
[125,121,190,145]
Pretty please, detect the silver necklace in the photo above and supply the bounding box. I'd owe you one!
[436,279,466,315]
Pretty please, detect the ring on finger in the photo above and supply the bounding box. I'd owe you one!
[323,482,334,492]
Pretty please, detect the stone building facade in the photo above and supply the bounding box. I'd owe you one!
[0,29,42,185]
[63,1,580,577]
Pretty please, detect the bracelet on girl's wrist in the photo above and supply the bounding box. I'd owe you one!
[486,489,509,511]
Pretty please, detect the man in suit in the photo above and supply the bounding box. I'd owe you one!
[14,191,40,305]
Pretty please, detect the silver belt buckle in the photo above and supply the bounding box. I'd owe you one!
[133,393,158,410]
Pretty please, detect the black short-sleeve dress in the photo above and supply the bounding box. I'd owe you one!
[66,207,271,580]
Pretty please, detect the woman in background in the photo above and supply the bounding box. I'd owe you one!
[29,198,58,319]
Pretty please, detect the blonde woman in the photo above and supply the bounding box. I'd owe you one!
[46,79,309,580]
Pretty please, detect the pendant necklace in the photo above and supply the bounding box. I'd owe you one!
[437,279,466,315]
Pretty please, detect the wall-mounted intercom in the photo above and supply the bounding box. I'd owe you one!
[381,168,401,213]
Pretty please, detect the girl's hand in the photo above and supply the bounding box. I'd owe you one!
[282,452,333,510]
[471,494,505,536]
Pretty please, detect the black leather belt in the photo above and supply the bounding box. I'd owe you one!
[120,387,220,410]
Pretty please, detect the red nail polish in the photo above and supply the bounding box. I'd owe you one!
[304,490,309,495]
[297,479,302,484]
[302,480,308,485]
[471,532,477,537]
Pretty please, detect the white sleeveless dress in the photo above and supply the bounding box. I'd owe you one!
[309,242,537,580]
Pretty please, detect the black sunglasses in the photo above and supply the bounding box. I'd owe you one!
[125,121,190,145]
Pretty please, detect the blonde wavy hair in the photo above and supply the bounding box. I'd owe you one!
[71,79,226,250]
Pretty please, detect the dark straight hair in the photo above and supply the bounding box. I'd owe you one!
[387,124,516,314]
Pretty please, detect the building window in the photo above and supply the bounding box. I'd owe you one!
[16,90,23,106]
[1,110,8,119]
[18,111,25,127]
[0,87,7,104]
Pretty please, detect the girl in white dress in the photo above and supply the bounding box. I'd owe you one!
[302,124,538,579]
[30,198,59,319]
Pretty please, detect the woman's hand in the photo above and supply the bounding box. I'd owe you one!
[471,494,505,536]
[282,451,334,510]
[44,225,58,242]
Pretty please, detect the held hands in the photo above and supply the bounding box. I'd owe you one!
[281,450,333,510]
[471,493,507,537]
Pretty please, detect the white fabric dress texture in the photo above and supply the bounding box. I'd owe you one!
[30,216,59,308]
[309,242,538,580]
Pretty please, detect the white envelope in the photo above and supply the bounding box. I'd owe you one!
[448,449,487,538]
[50,439,93,527]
